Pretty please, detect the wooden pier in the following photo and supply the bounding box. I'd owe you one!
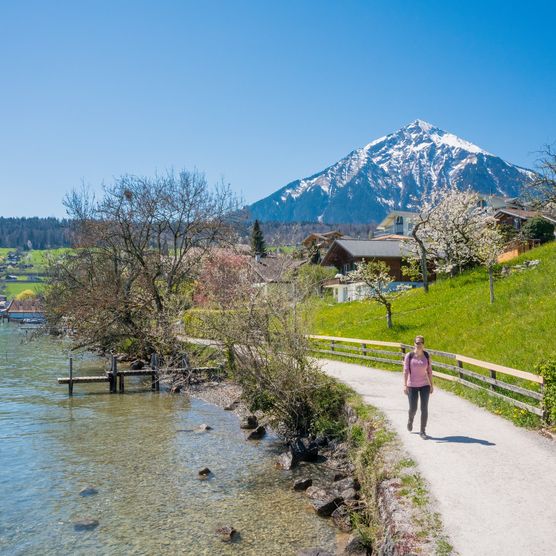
[57,354,222,395]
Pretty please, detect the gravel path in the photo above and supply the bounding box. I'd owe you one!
[321,359,556,556]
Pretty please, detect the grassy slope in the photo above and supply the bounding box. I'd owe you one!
[310,241,556,373]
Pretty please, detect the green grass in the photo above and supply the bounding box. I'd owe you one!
[2,282,45,297]
[310,241,556,372]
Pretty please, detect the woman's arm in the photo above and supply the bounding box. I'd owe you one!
[403,353,409,394]
[427,357,434,393]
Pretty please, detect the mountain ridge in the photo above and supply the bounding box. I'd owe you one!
[248,120,536,224]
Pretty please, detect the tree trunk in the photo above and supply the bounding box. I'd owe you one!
[420,248,429,293]
[412,228,429,293]
[489,267,495,304]
[386,303,392,328]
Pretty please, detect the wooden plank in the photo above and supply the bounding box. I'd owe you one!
[58,376,109,384]
[118,370,156,376]
[309,347,401,367]
[432,372,543,416]
[311,342,402,358]
[456,354,543,384]
[308,334,402,348]
[432,366,542,400]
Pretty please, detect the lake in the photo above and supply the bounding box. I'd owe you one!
[0,323,339,555]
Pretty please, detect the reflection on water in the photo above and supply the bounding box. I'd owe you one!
[0,323,338,555]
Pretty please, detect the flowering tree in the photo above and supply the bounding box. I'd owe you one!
[475,223,505,304]
[345,260,404,328]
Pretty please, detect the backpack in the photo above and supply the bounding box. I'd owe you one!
[407,351,429,374]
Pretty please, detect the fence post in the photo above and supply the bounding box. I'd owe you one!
[489,369,496,391]
[457,360,464,380]
[69,357,73,396]
[362,343,367,358]
[330,340,335,352]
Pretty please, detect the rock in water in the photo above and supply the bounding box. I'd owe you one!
[196,423,213,432]
[215,525,237,542]
[344,535,371,555]
[246,425,266,440]
[276,450,295,470]
[331,505,353,532]
[311,496,344,517]
[73,518,99,531]
[198,467,211,476]
[293,478,313,491]
[239,415,258,429]
[78,486,98,497]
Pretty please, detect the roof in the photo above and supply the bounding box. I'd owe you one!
[495,209,556,224]
[302,230,344,246]
[322,239,406,263]
[372,234,412,241]
[7,298,44,314]
[248,255,306,283]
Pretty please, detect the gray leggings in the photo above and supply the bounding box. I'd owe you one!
[408,385,431,432]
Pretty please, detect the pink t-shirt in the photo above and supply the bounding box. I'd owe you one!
[404,352,432,388]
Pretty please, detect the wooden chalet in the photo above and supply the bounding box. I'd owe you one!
[494,208,556,232]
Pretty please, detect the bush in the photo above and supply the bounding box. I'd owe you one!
[521,217,555,244]
[15,289,36,301]
[537,358,556,425]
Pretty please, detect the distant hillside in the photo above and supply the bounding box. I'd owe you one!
[250,120,536,224]
[0,217,71,249]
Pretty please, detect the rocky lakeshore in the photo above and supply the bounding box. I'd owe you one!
[184,378,372,555]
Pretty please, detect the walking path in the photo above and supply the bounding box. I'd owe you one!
[321,359,556,556]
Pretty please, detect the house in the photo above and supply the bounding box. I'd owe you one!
[494,209,556,232]
[248,255,307,295]
[375,211,418,237]
[320,238,420,302]
[6,298,45,321]
[301,230,345,250]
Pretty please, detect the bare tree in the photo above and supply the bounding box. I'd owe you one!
[527,145,556,212]
[45,170,238,359]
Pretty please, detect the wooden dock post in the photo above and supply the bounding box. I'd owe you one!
[155,354,160,391]
[119,367,125,393]
[108,355,118,393]
[150,353,157,390]
[69,357,73,396]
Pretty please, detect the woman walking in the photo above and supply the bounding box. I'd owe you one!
[403,335,434,439]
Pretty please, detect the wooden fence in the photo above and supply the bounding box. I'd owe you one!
[307,335,545,417]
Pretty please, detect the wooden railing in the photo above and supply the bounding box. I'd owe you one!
[307,335,545,417]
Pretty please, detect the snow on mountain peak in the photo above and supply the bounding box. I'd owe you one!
[249,121,535,224]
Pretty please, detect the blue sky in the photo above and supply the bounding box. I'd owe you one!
[1,0,555,217]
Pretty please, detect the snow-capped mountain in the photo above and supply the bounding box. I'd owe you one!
[248,120,536,224]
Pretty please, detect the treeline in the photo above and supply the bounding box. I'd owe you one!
[0,217,71,249]
[236,220,378,246]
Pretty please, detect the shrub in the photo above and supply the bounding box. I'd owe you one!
[521,217,555,244]
[15,289,36,301]
[537,358,556,425]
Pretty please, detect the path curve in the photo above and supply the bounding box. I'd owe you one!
[321,359,556,556]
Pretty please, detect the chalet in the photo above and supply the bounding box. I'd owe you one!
[301,230,345,250]
[6,298,45,322]
[320,238,419,302]
[375,211,417,237]
[494,208,556,232]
